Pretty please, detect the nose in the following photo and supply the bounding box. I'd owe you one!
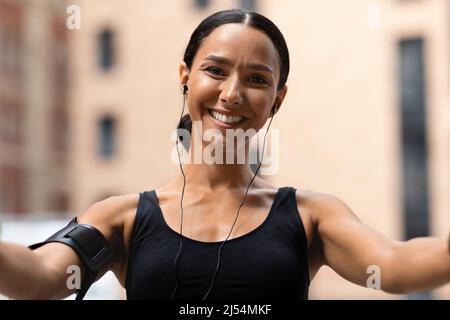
[219,75,244,106]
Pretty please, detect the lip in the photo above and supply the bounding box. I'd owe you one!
[206,108,248,129]
[209,108,246,117]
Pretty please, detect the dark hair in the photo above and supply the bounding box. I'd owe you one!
[177,9,290,148]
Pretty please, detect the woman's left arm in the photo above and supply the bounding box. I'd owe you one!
[311,193,450,294]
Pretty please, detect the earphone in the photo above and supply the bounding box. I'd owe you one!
[172,83,277,300]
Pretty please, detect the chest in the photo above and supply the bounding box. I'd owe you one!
[157,192,276,243]
[127,230,309,299]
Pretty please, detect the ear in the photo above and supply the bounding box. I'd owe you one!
[179,62,190,88]
[271,85,288,117]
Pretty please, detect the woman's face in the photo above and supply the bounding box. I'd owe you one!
[179,23,287,137]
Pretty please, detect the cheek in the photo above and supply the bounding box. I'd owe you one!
[248,92,275,117]
[245,93,276,130]
[190,74,218,101]
[186,75,219,116]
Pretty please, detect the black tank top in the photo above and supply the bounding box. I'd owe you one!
[125,186,310,300]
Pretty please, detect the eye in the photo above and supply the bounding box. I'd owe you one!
[204,66,225,77]
[249,75,268,85]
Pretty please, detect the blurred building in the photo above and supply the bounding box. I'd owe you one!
[0,0,69,214]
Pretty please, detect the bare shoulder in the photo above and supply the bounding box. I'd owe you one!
[296,188,356,216]
[294,189,355,244]
[77,193,140,263]
[78,193,140,238]
[295,189,362,242]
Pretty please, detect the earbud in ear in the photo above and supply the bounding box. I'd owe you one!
[182,84,188,95]
[271,104,278,115]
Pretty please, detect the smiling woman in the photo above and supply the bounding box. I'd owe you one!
[0,8,449,302]
[177,10,289,148]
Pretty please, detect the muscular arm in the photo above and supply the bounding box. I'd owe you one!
[388,237,450,293]
[0,193,138,299]
[311,194,450,294]
[0,241,81,299]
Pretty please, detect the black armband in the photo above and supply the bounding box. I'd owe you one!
[29,217,113,300]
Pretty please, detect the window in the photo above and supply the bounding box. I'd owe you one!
[7,105,17,141]
[5,31,14,77]
[11,34,19,78]
[49,191,69,213]
[98,29,115,70]
[98,115,117,158]
[0,104,7,140]
[398,38,431,299]
[195,0,208,9]
[240,0,256,11]
[0,103,18,142]
[0,25,4,77]
[398,38,429,239]
[54,41,67,85]
[0,166,23,213]
[52,108,68,151]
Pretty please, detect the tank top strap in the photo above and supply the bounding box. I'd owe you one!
[268,186,309,250]
[128,190,164,258]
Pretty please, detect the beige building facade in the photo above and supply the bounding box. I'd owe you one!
[0,0,69,214]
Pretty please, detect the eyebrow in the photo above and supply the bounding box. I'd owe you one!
[203,54,273,73]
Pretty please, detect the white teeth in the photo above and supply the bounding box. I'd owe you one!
[210,110,244,124]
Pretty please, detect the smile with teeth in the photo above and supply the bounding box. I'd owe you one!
[209,109,246,124]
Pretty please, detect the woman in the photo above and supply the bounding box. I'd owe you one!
[0,9,449,300]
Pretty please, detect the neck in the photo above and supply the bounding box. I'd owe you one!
[179,162,257,191]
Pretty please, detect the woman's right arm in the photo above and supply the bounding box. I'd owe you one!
[0,193,139,300]
[0,241,81,299]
